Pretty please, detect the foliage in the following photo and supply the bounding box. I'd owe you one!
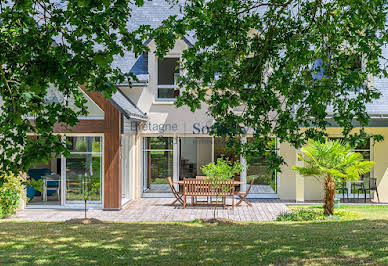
[276,207,359,222]
[292,139,374,215]
[29,178,44,193]
[201,158,243,182]
[293,139,375,183]
[201,158,243,219]
[0,1,148,178]
[0,172,27,218]
[154,0,388,170]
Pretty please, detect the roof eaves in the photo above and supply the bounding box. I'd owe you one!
[108,90,148,121]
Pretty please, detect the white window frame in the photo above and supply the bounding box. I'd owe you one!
[156,58,180,102]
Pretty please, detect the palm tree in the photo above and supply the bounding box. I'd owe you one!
[293,139,374,216]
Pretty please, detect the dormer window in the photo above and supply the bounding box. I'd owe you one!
[157,58,179,100]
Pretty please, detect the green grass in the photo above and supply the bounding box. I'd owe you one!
[0,206,387,265]
[289,204,388,220]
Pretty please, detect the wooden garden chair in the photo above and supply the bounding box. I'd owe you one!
[235,178,254,207]
[195,176,209,204]
[168,177,184,206]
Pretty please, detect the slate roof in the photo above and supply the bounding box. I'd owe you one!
[111,0,183,75]
[108,90,147,121]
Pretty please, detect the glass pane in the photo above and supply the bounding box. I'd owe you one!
[66,153,102,201]
[329,137,370,150]
[179,137,213,179]
[144,150,173,193]
[67,136,102,153]
[214,137,241,181]
[196,138,213,176]
[355,138,370,150]
[158,88,175,99]
[158,58,179,85]
[180,137,197,179]
[214,137,239,162]
[247,137,277,150]
[246,156,276,193]
[359,151,370,160]
[27,153,62,205]
[245,137,277,193]
[146,137,173,150]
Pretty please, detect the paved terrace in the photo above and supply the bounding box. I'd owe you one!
[10,198,289,222]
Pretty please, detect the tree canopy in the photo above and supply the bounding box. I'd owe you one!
[0,0,147,175]
[154,0,388,169]
[1,0,388,178]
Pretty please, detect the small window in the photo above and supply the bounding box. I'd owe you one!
[157,58,179,100]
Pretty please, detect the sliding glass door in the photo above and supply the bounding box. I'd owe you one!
[65,136,103,203]
[143,137,174,193]
[179,137,212,179]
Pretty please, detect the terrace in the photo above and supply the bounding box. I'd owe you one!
[11,198,288,222]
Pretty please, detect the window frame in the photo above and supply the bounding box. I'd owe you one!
[156,57,180,101]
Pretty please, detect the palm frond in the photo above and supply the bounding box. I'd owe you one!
[293,139,375,182]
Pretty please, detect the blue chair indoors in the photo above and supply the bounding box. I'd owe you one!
[27,169,53,199]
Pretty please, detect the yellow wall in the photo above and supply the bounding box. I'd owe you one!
[285,127,388,202]
[278,142,298,200]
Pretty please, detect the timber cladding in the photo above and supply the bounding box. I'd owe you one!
[103,101,122,209]
[84,88,122,210]
[53,120,104,133]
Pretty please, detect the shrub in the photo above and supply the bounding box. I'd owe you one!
[276,207,359,222]
[277,208,325,221]
[0,172,27,218]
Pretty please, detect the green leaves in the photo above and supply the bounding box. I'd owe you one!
[155,0,387,171]
[201,158,243,182]
[0,1,147,174]
[293,139,374,183]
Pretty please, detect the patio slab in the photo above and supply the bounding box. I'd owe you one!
[10,198,289,222]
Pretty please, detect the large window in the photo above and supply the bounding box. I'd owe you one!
[157,58,179,100]
[143,137,173,193]
[143,136,279,195]
[66,136,102,202]
[245,138,277,194]
[179,137,212,179]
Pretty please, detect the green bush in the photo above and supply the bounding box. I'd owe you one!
[276,207,359,222]
[277,208,324,221]
[0,172,27,218]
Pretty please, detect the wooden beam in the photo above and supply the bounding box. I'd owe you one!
[103,102,122,209]
[53,120,104,133]
[79,85,106,111]
[80,85,123,209]
[29,119,104,134]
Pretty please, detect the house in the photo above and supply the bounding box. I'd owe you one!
[24,0,388,210]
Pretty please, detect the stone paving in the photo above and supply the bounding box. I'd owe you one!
[10,198,289,222]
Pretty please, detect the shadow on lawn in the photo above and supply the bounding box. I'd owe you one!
[0,219,387,265]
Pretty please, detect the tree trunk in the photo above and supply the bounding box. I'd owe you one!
[323,174,336,216]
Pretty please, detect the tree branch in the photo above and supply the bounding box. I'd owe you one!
[0,64,16,111]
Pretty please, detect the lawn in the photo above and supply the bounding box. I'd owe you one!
[0,205,387,265]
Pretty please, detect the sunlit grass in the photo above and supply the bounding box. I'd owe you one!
[289,204,388,220]
[0,206,387,265]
